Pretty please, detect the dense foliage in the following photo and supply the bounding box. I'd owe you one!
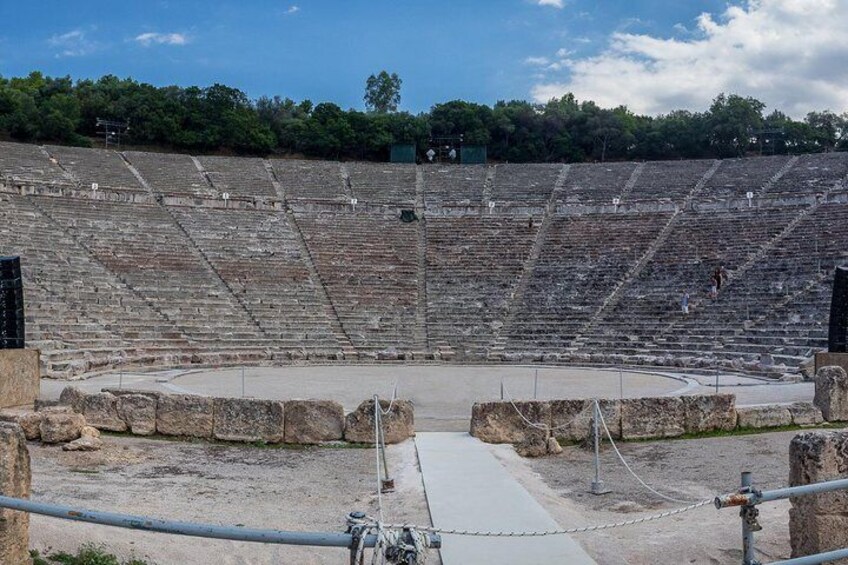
[1,71,846,162]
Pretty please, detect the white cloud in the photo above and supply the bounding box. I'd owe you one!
[530,0,848,118]
[284,5,300,15]
[134,32,189,47]
[524,56,550,66]
[48,29,99,57]
[537,0,564,8]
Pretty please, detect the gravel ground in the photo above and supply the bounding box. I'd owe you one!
[28,435,436,565]
[520,429,816,564]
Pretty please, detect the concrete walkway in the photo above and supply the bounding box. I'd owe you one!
[415,432,596,564]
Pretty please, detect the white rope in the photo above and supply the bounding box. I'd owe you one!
[501,384,587,433]
[380,382,399,415]
[370,499,712,537]
[595,400,701,505]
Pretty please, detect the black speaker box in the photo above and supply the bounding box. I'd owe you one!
[829,266,848,353]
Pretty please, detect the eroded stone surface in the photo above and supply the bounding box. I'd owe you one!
[156,394,214,438]
[621,397,685,439]
[682,394,736,433]
[469,401,549,444]
[213,398,285,443]
[117,394,157,435]
[344,399,414,444]
[736,405,792,429]
[59,386,87,413]
[82,392,127,432]
[548,399,621,441]
[40,412,85,444]
[789,402,824,426]
[63,436,103,452]
[0,423,30,565]
[284,400,344,444]
[814,366,848,422]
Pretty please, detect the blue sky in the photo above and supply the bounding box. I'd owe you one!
[2,1,846,117]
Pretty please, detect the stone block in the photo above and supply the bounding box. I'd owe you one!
[63,436,103,452]
[40,412,85,443]
[790,431,848,515]
[156,394,214,438]
[344,399,414,444]
[117,394,157,435]
[0,349,39,409]
[549,399,621,441]
[789,402,824,426]
[0,423,30,565]
[469,401,549,444]
[59,386,88,413]
[101,388,164,401]
[82,393,127,432]
[213,398,285,443]
[682,394,737,434]
[814,366,848,422]
[736,405,792,429]
[284,400,344,444]
[789,511,848,563]
[621,397,685,440]
[0,409,42,441]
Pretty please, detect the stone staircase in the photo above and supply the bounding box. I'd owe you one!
[414,167,430,353]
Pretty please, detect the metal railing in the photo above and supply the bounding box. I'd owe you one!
[715,472,848,565]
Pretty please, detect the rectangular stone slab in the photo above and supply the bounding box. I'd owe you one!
[0,350,39,409]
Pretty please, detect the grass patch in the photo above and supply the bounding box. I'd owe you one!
[31,545,150,565]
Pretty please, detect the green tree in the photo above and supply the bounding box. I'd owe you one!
[707,93,765,158]
[364,71,402,114]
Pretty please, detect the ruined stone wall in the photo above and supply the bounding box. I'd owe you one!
[59,387,414,445]
[789,430,848,561]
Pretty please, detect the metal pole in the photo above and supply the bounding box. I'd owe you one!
[0,495,377,548]
[741,471,757,565]
[770,547,848,565]
[241,366,246,398]
[619,368,623,399]
[590,400,609,495]
[534,369,538,400]
[715,367,720,395]
[119,370,123,390]
[500,380,504,401]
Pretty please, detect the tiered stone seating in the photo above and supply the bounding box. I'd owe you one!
[46,146,143,190]
[168,206,341,353]
[297,212,418,353]
[490,164,561,202]
[701,155,792,200]
[0,192,190,376]
[626,160,714,203]
[504,212,671,351]
[583,207,803,357]
[124,151,216,197]
[196,156,277,198]
[426,215,538,357]
[35,196,266,350]
[423,165,486,207]
[662,203,848,363]
[347,163,416,204]
[767,152,848,195]
[0,142,70,185]
[561,162,636,204]
[270,159,345,200]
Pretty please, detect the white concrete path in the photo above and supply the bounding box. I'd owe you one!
[415,432,596,564]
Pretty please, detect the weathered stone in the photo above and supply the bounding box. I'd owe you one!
[682,394,737,434]
[549,399,621,441]
[0,349,40,409]
[0,423,30,565]
[546,436,563,455]
[284,400,344,444]
[62,436,103,452]
[736,405,792,429]
[814,366,848,422]
[33,399,61,411]
[213,398,285,443]
[82,392,127,432]
[156,394,214,438]
[789,431,848,561]
[59,385,87,413]
[80,426,100,439]
[16,412,43,441]
[469,401,549,444]
[116,394,157,435]
[344,399,414,444]
[621,397,685,440]
[789,402,824,426]
[40,412,85,443]
[102,388,164,401]
[515,438,548,457]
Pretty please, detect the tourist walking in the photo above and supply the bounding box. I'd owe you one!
[681,291,690,315]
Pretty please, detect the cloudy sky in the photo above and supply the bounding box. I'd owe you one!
[2,0,845,117]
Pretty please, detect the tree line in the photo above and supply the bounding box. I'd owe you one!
[0,71,846,162]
